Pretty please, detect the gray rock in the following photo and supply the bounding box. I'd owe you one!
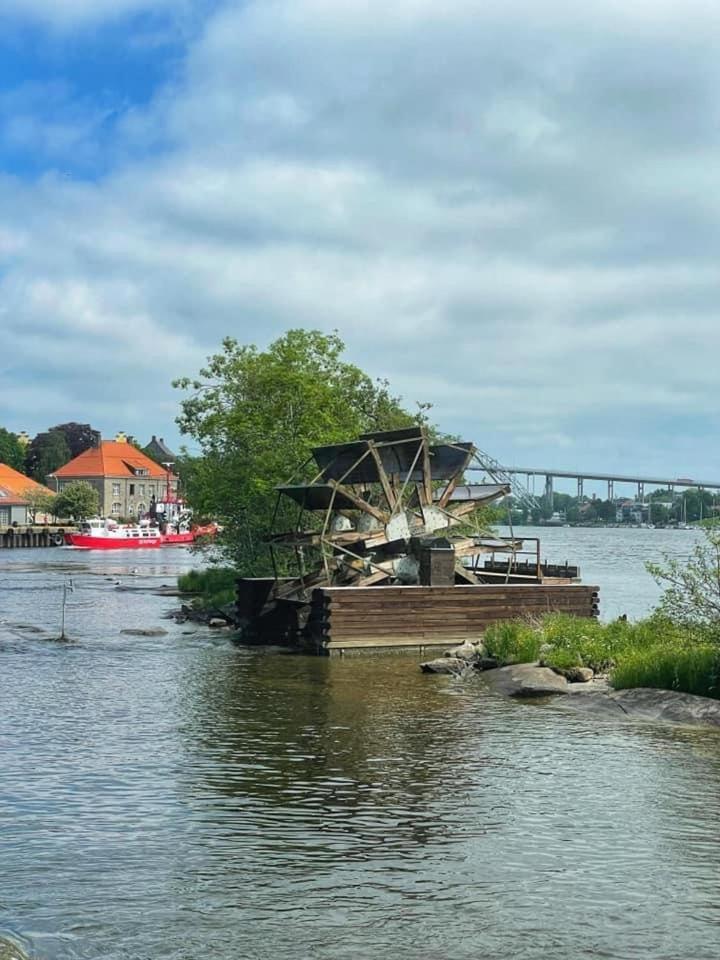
[610,688,720,727]
[445,642,480,661]
[558,686,720,728]
[554,665,594,683]
[120,627,168,637]
[484,663,569,698]
[208,617,228,628]
[474,656,500,672]
[420,657,470,675]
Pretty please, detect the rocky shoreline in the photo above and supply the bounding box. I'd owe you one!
[421,642,720,729]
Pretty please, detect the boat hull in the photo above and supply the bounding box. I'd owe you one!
[65,533,165,549]
[162,531,195,545]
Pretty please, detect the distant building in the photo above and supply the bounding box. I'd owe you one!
[49,436,177,518]
[0,463,55,525]
[144,435,177,465]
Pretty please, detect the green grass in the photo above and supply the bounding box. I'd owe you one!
[482,612,720,699]
[611,644,720,698]
[177,567,238,609]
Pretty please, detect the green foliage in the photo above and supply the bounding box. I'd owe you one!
[611,644,720,699]
[646,523,720,633]
[25,429,71,482]
[177,567,237,609]
[481,611,720,699]
[0,428,25,472]
[483,620,542,664]
[21,487,56,522]
[50,422,100,459]
[55,481,99,520]
[174,329,422,574]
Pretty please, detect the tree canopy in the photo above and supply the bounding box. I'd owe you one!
[55,481,99,520]
[25,430,71,483]
[174,329,423,572]
[0,428,26,472]
[25,422,100,482]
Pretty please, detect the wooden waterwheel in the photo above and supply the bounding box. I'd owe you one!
[267,427,513,601]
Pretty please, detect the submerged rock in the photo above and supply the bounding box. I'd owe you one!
[421,657,471,675]
[610,688,720,727]
[484,663,569,698]
[120,627,168,637]
[0,936,31,960]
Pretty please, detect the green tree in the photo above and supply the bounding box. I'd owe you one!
[0,428,26,471]
[51,422,100,459]
[174,329,422,572]
[22,487,57,522]
[25,429,71,482]
[647,524,720,638]
[55,481,99,520]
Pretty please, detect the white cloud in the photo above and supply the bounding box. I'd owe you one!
[1,0,720,475]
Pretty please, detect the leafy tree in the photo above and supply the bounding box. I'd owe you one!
[22,487,56,522]
[54,481,99,520]
[51,422,101,459]
[647,524,720,638]
[25,430,71,482]
[0,428,25,471]
[174,329,422,572]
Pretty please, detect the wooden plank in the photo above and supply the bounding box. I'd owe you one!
[327,480,389,524]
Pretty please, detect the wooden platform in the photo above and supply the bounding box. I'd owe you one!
[306,583,599,655]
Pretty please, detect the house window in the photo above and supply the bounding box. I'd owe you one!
[112,482,121,497]
[129,483,135,495]
[137,502,146,516]
[111,502,121,515]
[139,484,145,497]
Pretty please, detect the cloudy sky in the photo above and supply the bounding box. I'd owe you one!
[1,0,718,487]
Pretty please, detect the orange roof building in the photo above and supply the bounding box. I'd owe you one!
[0,463,55,525]
[49,438,178,519]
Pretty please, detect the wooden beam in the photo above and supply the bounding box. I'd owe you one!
[367,440,397,512]
[327,479,389,524]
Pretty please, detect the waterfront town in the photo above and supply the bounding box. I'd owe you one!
[0,422,715,533]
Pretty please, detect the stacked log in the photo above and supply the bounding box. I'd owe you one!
[308,583,599,654]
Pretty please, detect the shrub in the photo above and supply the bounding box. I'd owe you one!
[178,567,238,609]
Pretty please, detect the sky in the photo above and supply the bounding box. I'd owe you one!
[1,0,719,492]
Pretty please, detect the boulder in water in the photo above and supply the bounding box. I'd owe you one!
[484,663,569,698]
[421,657,471,675]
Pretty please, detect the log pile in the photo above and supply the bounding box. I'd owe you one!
[306,584,600,654]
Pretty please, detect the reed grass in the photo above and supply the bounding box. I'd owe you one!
[482,612,720,699]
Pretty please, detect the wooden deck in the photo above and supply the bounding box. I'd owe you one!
[306,583,599,655]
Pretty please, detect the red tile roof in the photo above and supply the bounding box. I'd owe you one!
[0,463,55,501]
[52,441,173,480]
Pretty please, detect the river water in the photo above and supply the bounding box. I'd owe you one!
[1,530,719,960]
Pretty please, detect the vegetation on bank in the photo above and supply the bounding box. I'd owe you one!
[177,567,237,609]
[482,527,720,699]
[482,614,720,699]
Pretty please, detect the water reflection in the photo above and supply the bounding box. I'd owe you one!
[1,544,720,959]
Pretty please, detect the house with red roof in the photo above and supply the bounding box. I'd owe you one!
[0,463,55,526]
[49,435,178,519]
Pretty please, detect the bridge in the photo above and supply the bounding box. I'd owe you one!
[468,460,720,509]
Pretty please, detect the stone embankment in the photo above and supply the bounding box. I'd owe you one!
[421,643,720,729]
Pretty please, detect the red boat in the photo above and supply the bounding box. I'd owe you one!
[65,518,166,548]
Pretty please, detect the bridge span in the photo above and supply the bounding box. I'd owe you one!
[468,462,720,507]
